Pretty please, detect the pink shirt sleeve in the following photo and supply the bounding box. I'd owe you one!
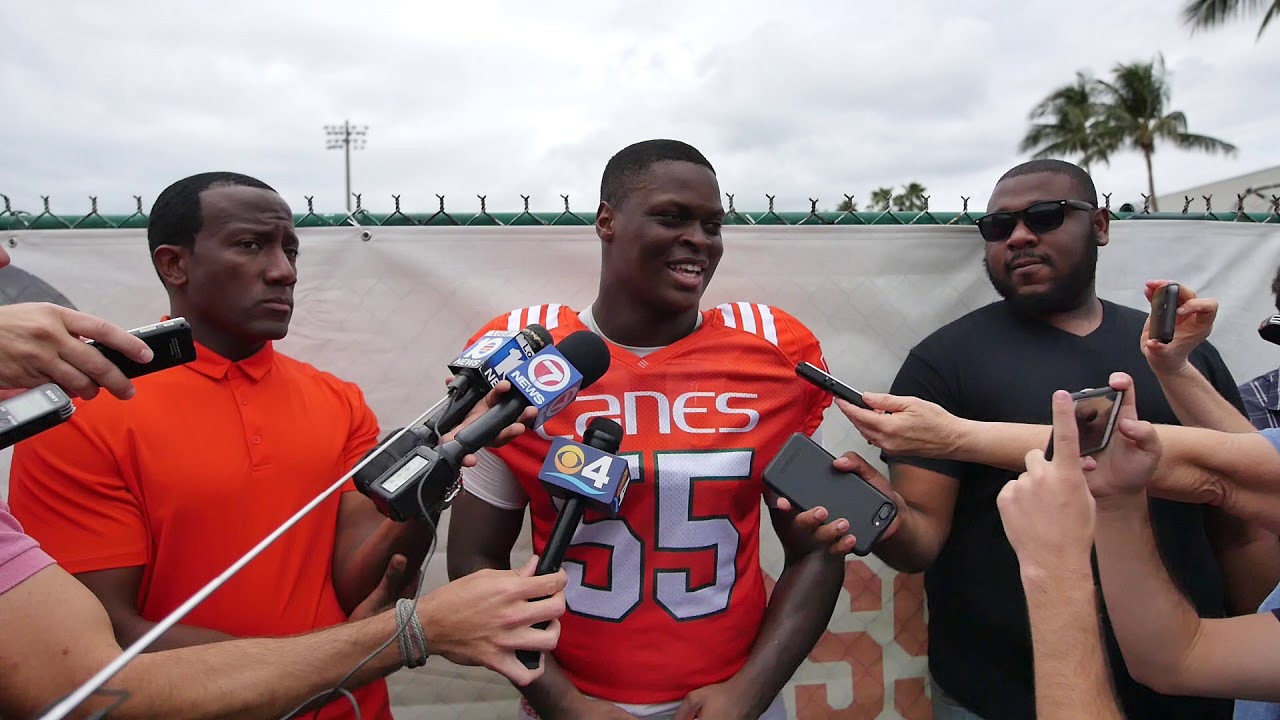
[0,499,54,595]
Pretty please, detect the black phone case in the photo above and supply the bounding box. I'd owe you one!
[86,318,197,379]
[1044,386,1122,461]
[763,433,897,556]
[1151,283,1179,344]
[795,362,870,410]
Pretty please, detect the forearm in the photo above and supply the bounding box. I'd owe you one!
[1094,495,1204,693]
[1022,566,1122,720]
[952,419,1049,471]
[1149,425,1280,534]
[334,513,433,613]
[110,611,403,719]
[516,655,592,720]
[1205,508,1280,614]
[871,503,946,573]
[115,617,235,653]
[1154,363,1255,432]
[726,550,843,715]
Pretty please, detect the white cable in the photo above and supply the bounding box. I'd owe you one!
[38,396,450,720]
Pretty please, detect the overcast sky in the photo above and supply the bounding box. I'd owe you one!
[2,0,1277,218]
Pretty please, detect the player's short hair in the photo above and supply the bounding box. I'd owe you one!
[600,139,715,208]
[997,159,1099,207]
[148,171,276,254]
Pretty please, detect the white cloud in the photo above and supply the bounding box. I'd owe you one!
[0,0,1276,217]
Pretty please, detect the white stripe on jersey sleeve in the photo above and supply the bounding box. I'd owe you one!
[544,304,562,329]
[736,301,757,334]
[757,304,779,345]
[717,302,738,328]
[505,308,522,331]
[460,448,528,510]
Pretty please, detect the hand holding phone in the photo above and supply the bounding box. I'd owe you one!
[1149,282,1180,344]
[763,433,897,556]
[1043,387,1124,461]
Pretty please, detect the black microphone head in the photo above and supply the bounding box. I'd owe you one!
[522,323,554,351]
[583,417,624,454]
[554,331,611,389]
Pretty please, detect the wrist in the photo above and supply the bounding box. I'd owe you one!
[1094,490,1147,515]
[1019,561,1094,589]
[950,418,980,459]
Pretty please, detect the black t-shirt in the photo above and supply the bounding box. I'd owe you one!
[888,299,1241,720]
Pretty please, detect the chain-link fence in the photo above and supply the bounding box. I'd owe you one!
[2,191,1279,230]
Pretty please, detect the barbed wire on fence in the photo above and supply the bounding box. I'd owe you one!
[2,191,1279,231]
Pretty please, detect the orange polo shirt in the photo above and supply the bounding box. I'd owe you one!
[8,339,391,720]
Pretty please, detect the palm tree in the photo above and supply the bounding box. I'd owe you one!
[1094,54,1237,210]
[1019,73,1114,174]
[869,186,894,212]
[1183,0,1279,38]
[893,182,929,211]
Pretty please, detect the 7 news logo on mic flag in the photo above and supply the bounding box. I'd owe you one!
[538,436,631,516]
[448,330,537,388]
[506,346,584,428]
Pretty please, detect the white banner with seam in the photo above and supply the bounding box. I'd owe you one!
[2,220,1278,719]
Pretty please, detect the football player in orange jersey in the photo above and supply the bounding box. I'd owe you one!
[447,139,852,720]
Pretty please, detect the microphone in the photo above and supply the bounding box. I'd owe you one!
[361,331,612,522]
[516,416,631,669]
[424,324,554,445]
[353,325,552,508]
[1260,314,1280,346]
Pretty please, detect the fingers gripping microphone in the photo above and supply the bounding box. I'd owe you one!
[362,331,612,522]
[354,325,552,515]
[516,416,632,670]
[425,324,554,445]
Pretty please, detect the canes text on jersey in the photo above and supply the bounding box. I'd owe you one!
[537,391,761,439]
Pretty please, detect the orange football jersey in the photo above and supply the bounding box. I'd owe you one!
[464,302,830,704]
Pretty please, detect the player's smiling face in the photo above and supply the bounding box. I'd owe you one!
[599,160,725,316]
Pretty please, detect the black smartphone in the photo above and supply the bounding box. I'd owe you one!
[796,362,870,410]
[763,433,897,556]
[1150,282,1179,344]
[1044,387,1124,461]
[1259,314,1280,346]
[86,318,197,379]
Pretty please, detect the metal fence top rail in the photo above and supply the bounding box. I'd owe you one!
[3,192,1278,231]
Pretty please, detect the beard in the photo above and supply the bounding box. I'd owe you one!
[984,231,1099,317]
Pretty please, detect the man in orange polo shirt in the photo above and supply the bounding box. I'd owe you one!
[8,172,445,720]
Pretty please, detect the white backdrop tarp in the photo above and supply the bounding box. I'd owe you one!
[3,220,1279,719]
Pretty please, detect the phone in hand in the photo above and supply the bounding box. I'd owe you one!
[85,318,197,379]
[763,433,897,556]
[796,362,870,410]
[1150,282,1180,344]
[1043,387,1124,461]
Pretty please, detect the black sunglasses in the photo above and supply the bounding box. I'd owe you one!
[977,199,1096,243]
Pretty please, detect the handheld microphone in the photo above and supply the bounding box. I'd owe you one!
[516,416,631,669]
[1260,314,1280,346]
[354,325,552,507]
[425,324,553,445]
[362,331,612,522]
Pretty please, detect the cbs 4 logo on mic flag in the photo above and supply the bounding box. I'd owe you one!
[506,346,584,428]
[538,437,631,516]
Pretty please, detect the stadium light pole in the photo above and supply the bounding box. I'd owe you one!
[324,121,368,213]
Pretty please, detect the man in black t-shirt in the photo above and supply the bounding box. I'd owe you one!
[862,159,1257,720]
